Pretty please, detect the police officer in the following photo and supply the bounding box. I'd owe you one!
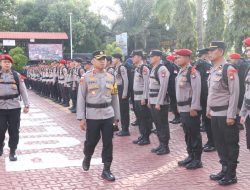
[166,55,181,124]
[106,56,115,75]
[240,37,250,149]
[196,48,215,152]
[113,53,130,136]
[148,50,170,155]
[77,50,120,181]
[131,50,153,145]
[207,41,239,185]
[175,49,203,169]
[0,54,29,161]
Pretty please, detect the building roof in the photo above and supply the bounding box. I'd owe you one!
[0,32,68,40]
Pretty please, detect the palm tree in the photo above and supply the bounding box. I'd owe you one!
[111,0,154,52]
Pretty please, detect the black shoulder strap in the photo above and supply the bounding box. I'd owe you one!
[12,70,21,95]
[186,66,193,84]
[154,64,164,84]
[139,64,149,76]
[222,64,232,85]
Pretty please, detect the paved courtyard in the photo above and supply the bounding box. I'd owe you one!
[1,90,250,190]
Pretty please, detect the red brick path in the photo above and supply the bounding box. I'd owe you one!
[0,90,250,190]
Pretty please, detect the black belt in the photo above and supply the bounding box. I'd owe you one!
[177,98,192,106]
[210,105,228,112]
[150,89,159,92]
[149,94,158,97]
[245,99,250,110]
[0,82,16,84]
[59,79,64,81]
[134,91,143,95]
[86,102,111,108]
[0,94,19,100]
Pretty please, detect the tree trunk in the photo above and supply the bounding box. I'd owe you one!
[196,0,203,49]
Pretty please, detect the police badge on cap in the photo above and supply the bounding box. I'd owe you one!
[92,50,106,60]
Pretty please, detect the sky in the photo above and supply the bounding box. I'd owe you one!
[89,0,120,26]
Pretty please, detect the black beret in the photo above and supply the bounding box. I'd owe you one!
[208,41,226,51]
[131,50,143,57]
[196,48,209,57]
[149,50,162,57]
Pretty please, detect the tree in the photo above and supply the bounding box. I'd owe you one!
[173,0,197,52]
[153,0,176,25]
[9,47,28,72]
[227,0,250,53]
[196,0,204,49]
[0,0,16,31]
[39,0,109,53]
[104,42,123,56]
[112,0,154,52]
[204,0,225,46]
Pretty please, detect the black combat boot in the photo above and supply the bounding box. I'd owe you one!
[186,153,203,169]
[82,156,91,171]
[219,164,237,185]
[101,162,115,181]
[138,138,150,146]
[178,154,193,167]
[151,144,162,153]
[210,165,227,181]
[0,142,5,156]
[116,129,130,137]
[156,145,170,155]
[132,136,143,144]
[9,149,17,161]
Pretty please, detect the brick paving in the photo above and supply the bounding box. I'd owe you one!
[0,90,250,190]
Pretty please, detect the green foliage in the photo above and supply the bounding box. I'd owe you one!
[204,0,225,46]
[9,47,28,71]
[112,0,154,51]
[227,0,250,53]
[104,42,123,56]
[173,0,197,52]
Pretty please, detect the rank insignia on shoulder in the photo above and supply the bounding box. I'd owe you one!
[80,77,85,85]
[227,69,237,80]
[161,70,166,77]
[143,67,148,75]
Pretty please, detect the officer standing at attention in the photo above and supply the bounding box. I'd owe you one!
[148,50,170,155]
[113,53,130,136]
[175,49,203,169]
[131,50,152,146]
[0,54,29,161]
[207,41,239,185]
[196,48,215,152]
[240,37,250,149]
[77,50,120,181]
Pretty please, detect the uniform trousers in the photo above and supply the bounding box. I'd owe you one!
[180,112,203,160]
[84,118,113,163]
[0,108,21,150]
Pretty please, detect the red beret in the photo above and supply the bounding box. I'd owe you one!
[166,55,176,61]
[0,54,13,63]
[59,59,66,64]
[175,49,193,56]
[244,38,250,47]
[229,53,241,59]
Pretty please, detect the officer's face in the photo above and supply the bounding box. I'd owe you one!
[246,47,250,58]
[0,60,12,71]
[230,59,237,64]
[176,56,189,66]
[132,55,141,64]
[93,58,106,70]
[200,53,210,61]
[112,57,119,65]
[150,56,160,65]
[208,48,224,62]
